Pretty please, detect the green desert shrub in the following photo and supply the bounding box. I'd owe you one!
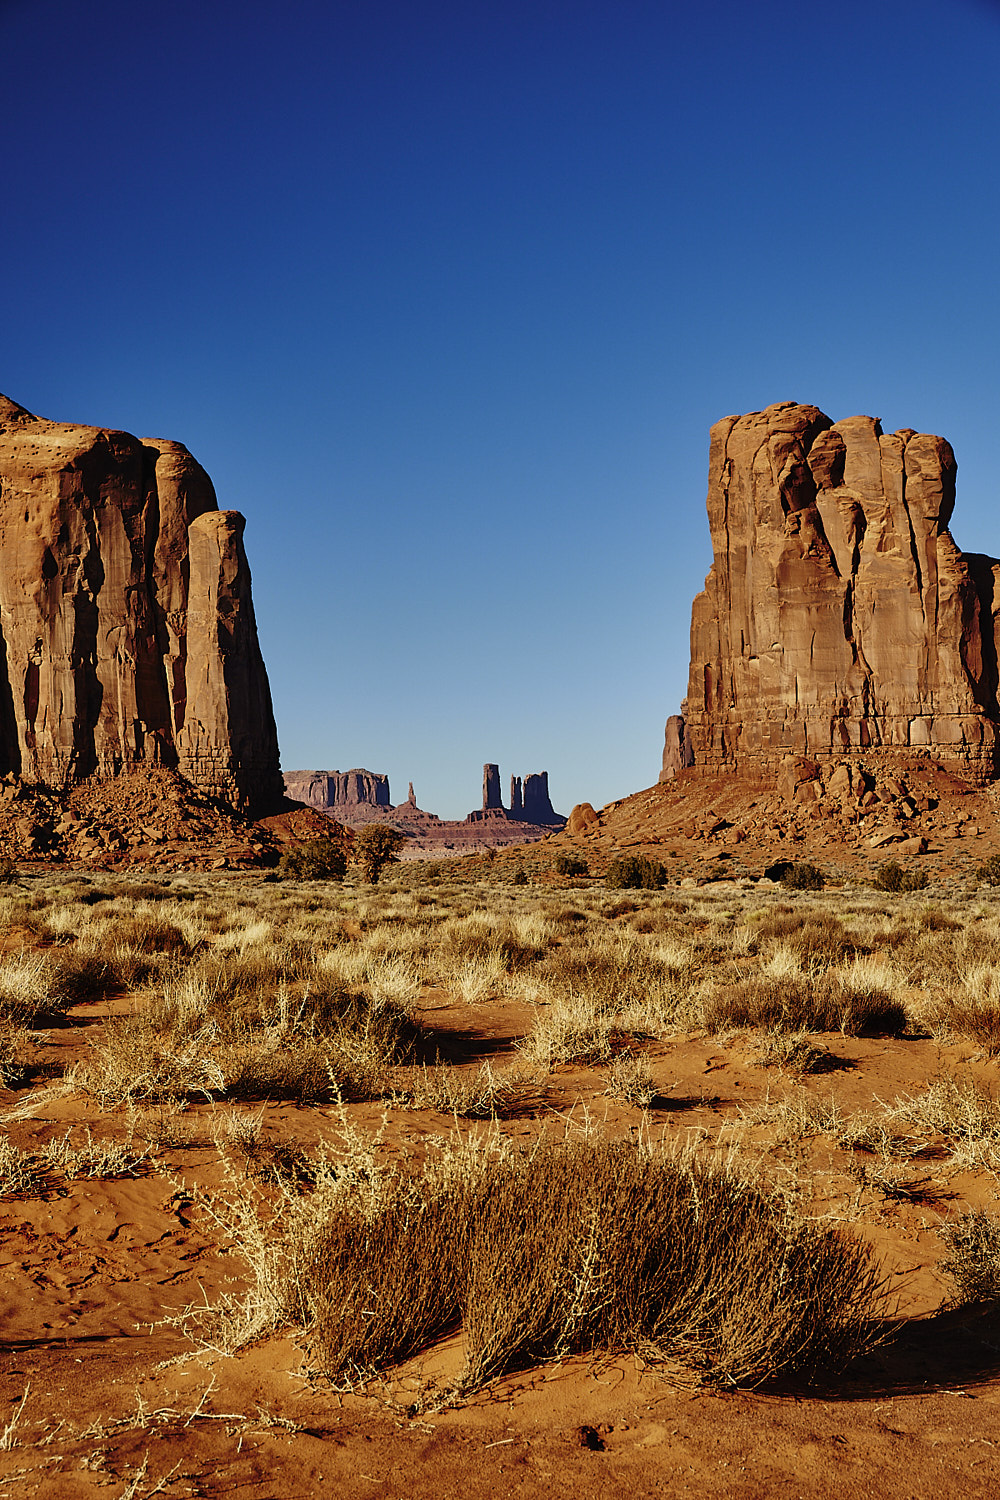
[780,862,825,891]
[278,839,348,881]
[872,860,929,893]
[353,825,406,884]
[976,855,1000,887]
[605,856,667,891]
[553,854,588,877]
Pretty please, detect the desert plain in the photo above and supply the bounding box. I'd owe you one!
[3,816,1000,1497]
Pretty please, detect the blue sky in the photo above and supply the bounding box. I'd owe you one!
[4,0,1000,818]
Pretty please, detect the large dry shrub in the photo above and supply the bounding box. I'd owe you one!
[441,914,550,972]
[939,1210,1000,1302]
[80,976,421,1105]
[938,995,1000,1054]
[293,1135,887,1391]
[105,913,190,954]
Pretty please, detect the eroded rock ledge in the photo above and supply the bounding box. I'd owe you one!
[682,401,1000,780]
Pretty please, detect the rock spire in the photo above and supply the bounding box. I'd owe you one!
[482,763,503,811]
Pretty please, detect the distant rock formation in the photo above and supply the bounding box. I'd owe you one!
[0,393,282,814]
[683,400,1000,779]
[285,762,564,842]
[467,764,563,825]
[283,769,391,811]
[281,761,563,855]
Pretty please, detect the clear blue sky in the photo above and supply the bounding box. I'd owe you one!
[4,0,1000,818]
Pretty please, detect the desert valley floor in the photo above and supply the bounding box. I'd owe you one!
[2,847,1000,1496]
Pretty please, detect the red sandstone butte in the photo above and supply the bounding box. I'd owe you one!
[0,393,282,814]
[681,400,1000,779]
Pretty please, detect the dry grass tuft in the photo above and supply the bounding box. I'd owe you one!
[939,1210,1000,1302]
[603,1052,656,1106]
[407,1061,543,1119]
[76,980,421,1106]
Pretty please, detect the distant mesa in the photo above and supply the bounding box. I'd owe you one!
[283,769,390,812]
[0,393,282,815]
[664,400,1000,783]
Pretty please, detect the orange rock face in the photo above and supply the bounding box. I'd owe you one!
[684,401,1000,778]
[0,394,282,813]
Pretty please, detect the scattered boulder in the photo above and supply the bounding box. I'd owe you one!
[779,757,820,803]
[566,802,599,835]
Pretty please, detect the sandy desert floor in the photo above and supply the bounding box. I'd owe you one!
[2,862,1000,1496]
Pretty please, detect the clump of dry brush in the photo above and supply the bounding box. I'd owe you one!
[196,1129,889,1396]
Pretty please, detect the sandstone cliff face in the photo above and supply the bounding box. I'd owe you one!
[659,715,693,782]
[684,401,1000,778]
[0,394,282,813]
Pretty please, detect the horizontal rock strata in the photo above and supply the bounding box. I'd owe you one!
[684,401,1000,779]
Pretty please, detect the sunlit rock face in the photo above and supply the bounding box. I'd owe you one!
[0,393,283,814]
[683,400,1000,780]
[282,769,392,810]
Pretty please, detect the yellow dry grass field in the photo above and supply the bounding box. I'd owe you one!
[2,860,1000,1495]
